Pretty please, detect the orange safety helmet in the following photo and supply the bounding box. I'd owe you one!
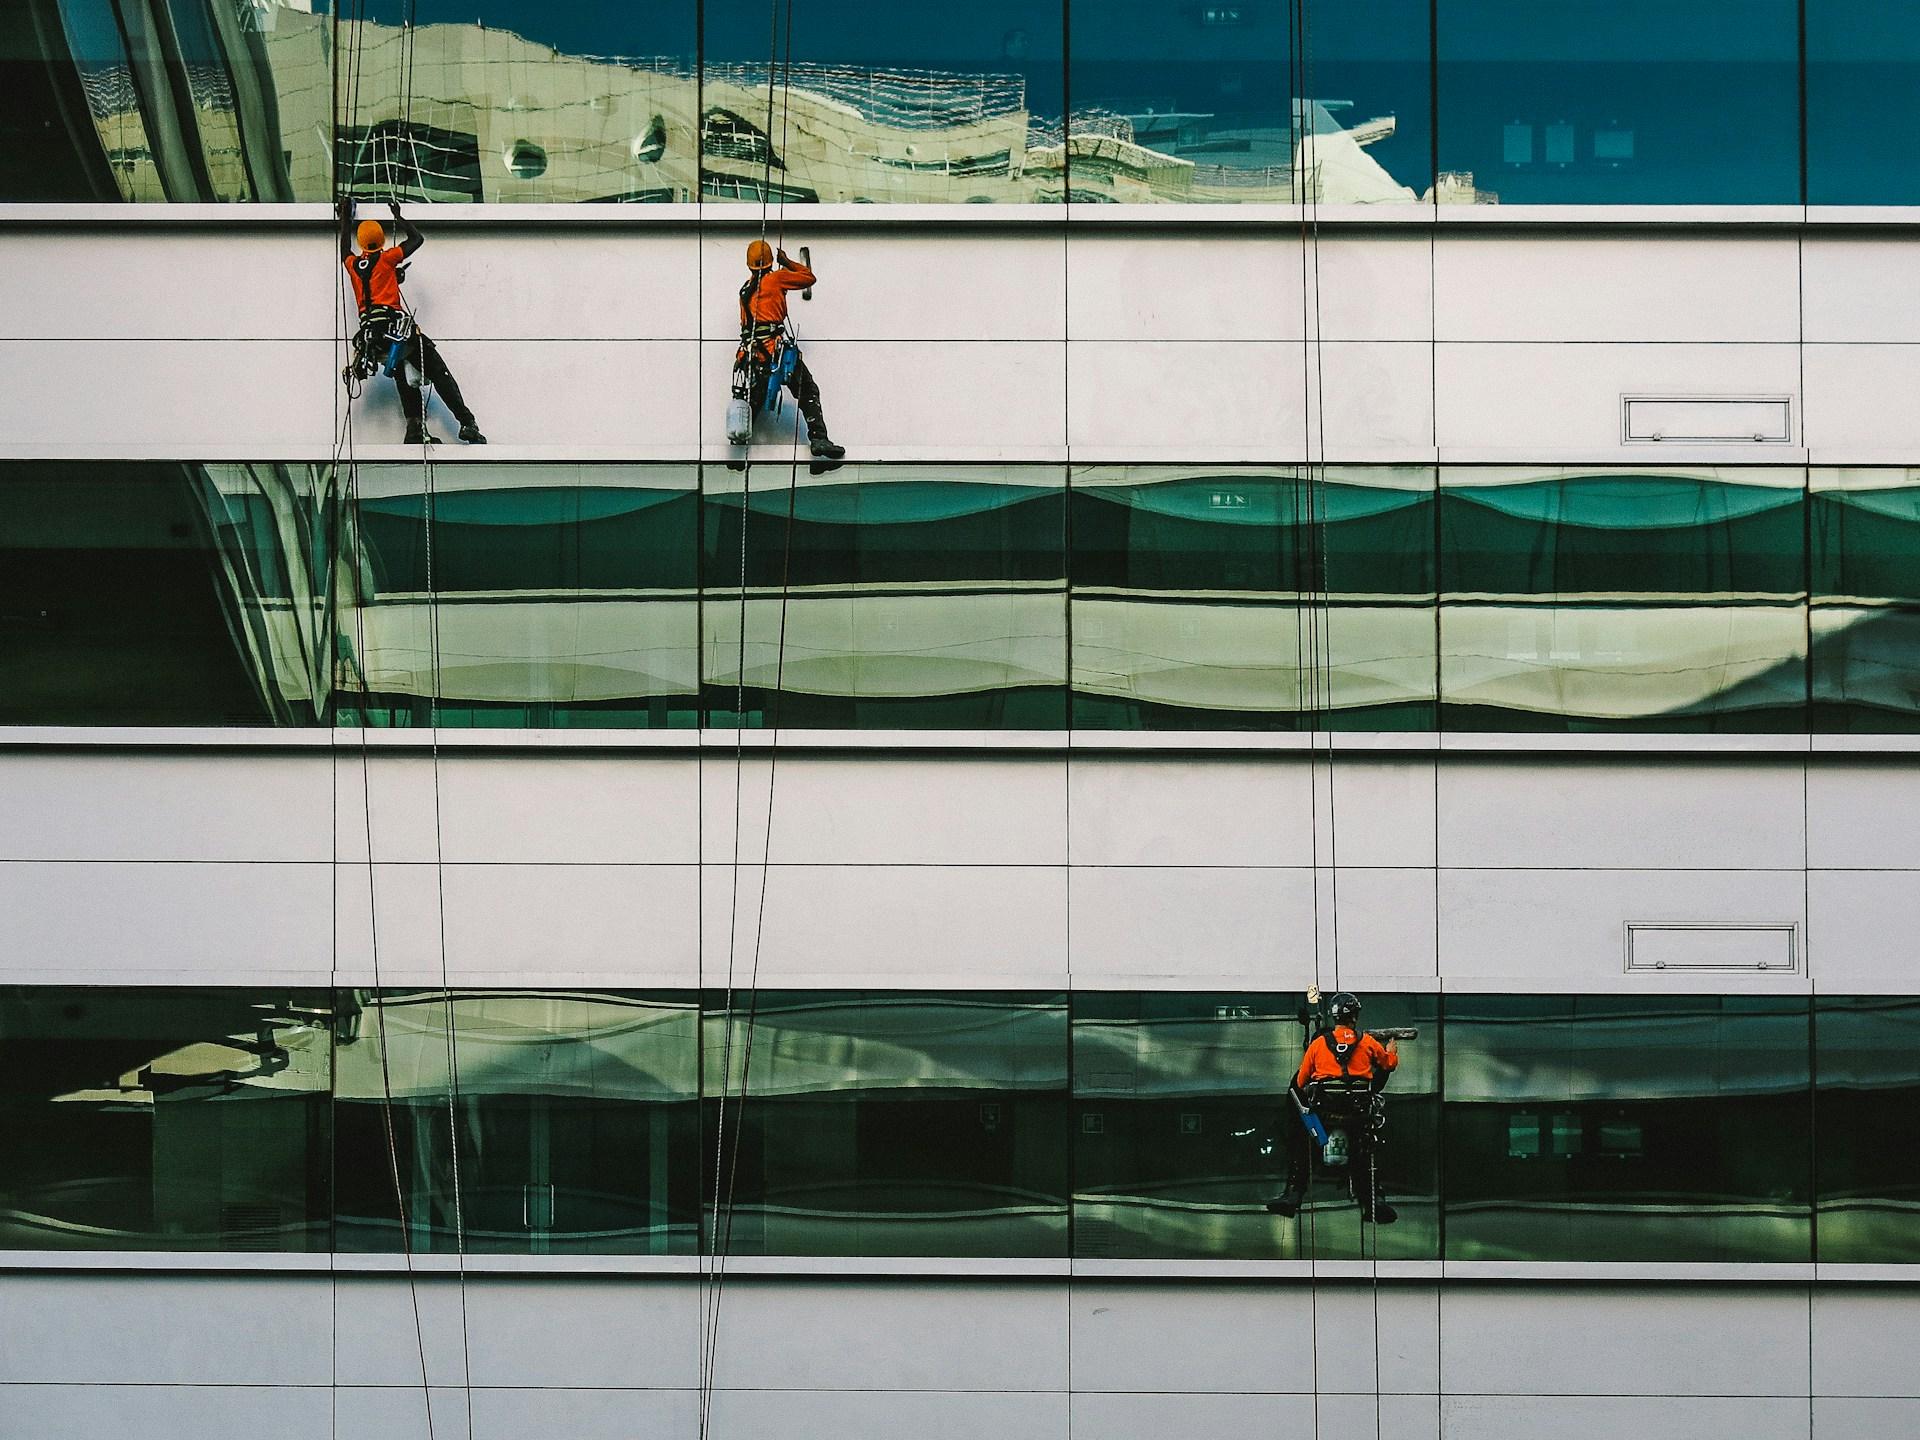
[746,239,774,271]
[356,219,387,252]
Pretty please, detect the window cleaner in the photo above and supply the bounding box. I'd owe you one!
[729,239,845,474]
[1265,991,1414,1225]
[339,199,487,446]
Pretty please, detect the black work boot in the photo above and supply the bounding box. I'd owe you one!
[1364,1200,1398,1225]
[458,422,487,444]
[403,423,437,446]
[808,428,845,476]
[1264,1190,1304,1218]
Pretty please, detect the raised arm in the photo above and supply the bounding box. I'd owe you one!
[390,201,425,258]
[336,196,356,258]
[774,246,814,290]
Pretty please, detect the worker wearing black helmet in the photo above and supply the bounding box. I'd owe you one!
[1266,991,1400,1224]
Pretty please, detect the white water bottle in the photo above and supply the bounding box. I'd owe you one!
[725,395,753,445]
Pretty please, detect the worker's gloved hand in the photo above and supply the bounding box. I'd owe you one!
[334,196,354,226]
[776,248,791,266]
[388,200,404,219]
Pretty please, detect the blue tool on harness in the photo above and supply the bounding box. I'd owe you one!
[382,311,416,378]
[762,335,798,413]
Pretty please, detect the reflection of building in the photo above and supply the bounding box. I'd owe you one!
[55,2,1467,205]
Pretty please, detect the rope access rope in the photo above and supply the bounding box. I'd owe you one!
[699,4,805,1434]
[331,4,439,1436]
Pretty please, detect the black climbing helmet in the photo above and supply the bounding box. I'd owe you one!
[1329,992,1362,1025]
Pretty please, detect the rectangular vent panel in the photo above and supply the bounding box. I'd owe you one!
[1623,396,1793,443]
[1625,923,1799,974]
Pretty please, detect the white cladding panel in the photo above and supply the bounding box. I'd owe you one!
[0,746,1913,989]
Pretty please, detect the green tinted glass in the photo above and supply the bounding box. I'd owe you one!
[703,990,1069,1257]
[1443,994,1812,1262]
[0,986,332,1250]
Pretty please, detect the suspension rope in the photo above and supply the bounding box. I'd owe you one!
[392,1,478,1430]
[331,6,437,1437]
[699,4,802,1435]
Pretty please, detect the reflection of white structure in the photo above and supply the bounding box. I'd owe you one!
[68,1,1471,205]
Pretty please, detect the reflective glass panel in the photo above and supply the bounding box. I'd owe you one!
[332,1,697,204]
[1817,997,1920,1263]
[702,464,1067,728]
[1438,467,1807,731]
[0,987,331,1250]
[333,990,700,1255]
[702,0,1062,204]
[1807,2,1920,206]
[339,464,700,728]
[1811,468,1920,732]
[1437,1,1800,205]
[1067,0,1434,205]
[0,461,329,725]
[703,991,1069,1257]
[4,0,331,201]
[1071,465,1436,729]
[1443,995,1812,1263]
[1072,991,1438,1261]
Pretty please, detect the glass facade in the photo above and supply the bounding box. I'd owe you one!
[342,463,700,729]
[1815,996,1920,1264]
[1807,2,1920,206]
[1071,465,1435,730]
[1443,995,1813,1264]
[12,2,1920,205]
[704,990,1068,1256]
[332,989,699,1255]
[1437,1,1801,206]
[20,460,1917,733]
[0,986,332,1250]
[1439,467,1807,732]
[5,984,1905,1263]
[1811,468,1920,731]
[704,464,1067,729]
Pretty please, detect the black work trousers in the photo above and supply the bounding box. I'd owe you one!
[746,346,830,441]
[394,332,477,430]
[1281,1097,1386,1211]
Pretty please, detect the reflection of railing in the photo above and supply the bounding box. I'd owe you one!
[702,61,1027,130]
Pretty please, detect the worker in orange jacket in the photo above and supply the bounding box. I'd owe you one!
[338,198,485,446]
[1266,991,1399,1223]
[733,239,843,468]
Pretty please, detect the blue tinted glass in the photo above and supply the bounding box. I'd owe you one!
[1068,0,1433,205]
[1808,2,1920,205]
[1438,1,1800,205]
[703,0,1062,203]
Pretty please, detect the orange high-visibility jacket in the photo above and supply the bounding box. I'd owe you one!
[1295,1025,1398,1088]
[739,254,815,331]
[344,246,406,315]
